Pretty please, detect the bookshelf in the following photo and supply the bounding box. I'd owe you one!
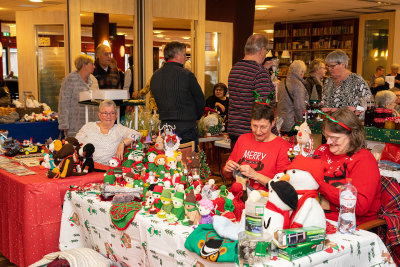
[273,19,359,76]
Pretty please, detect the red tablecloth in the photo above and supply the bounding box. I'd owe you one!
[0,163,105,267]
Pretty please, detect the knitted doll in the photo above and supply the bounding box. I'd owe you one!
[124,172,135,188]
[230,183,245,221]
[152,185,164,211]
[167,156,179,179]
[198,199,214,224]
[160,189,173,215]
[145,151,158,173]
[154,154,168,178]
[184,190,201,225]
[154,134,164,153]
[293,121,313,157]
[122,148,135,168]
[175,151,185,172]
[213,185,229,214]
[172,191,185,221]
[263,180,298,237]
[131,149,145,174]
[41,153,56,171]
[104,157,121,184]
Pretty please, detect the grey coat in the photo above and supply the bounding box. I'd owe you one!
[276,73,309,132]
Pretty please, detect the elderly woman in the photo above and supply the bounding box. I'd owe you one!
[224,103,291,191]
[305,58,326,102]
[314,108,381,225]
[387,63,400,88]
[375,90,400,116]
[276,60,308,136]
[206,83,229,117]
[389,87,400,114]
[369,65,385,87]
[58,54,99,137]
[76,100,141,165]
[322,50,371,111]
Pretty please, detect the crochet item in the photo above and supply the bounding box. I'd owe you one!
[110,201,142,230]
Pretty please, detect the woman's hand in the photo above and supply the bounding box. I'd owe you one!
[215,102,225,113]
[238,165,258,181]
[224,160,240,173]
[116,143,125,161]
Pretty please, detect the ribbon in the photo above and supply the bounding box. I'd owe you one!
[165,135,177,143]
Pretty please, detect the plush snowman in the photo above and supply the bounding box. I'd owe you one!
[280,155,326,229]
[263,181,298,237]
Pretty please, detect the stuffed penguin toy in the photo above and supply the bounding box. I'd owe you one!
[47,143,75,179]
[263,180,298,237]
[280,155,326,229]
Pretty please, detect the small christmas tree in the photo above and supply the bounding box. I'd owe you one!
[200,151,211,181]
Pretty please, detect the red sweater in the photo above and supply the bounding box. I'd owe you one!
[226,133,291,191]
[314,144,381,225]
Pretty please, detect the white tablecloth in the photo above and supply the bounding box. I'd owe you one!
[59,191,396,267]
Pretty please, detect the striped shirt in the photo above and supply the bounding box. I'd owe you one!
[227,60,274,137]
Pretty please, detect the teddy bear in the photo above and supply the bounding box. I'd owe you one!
[47,143,75,179]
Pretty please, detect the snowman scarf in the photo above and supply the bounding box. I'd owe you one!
[265,201,290,229]
[289,190,319,228]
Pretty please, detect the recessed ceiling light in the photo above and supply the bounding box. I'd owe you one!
[265,30,274,34]
[165,37,170,40]
[182,37,190,40]
[29,0,43,2]
[156,34,164,38]
[19,4,41,8]
[255,5,269,10]
[153,30,162,34]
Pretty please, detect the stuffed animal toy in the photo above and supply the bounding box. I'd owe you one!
[280,155,327,229]
[122,148,135,168]
[154,134,165,153]
[174,151,185,172]
[144,195,155,211]
[48,139,63,164]
[159,189,173,214]
[263,180,298,237]
[185,190,201,225]
[152,185,163,211]
[154,154,168,178]
[230,183,245,221]
[164,133,180,158]
[293,120,313,157]
[47,143,75,179]
[41,153,56,171]
[167,156,179,179]
[144,151,158,173]
[198,199,214,224]
[172,191,185,221]
[186,151,201,180]
[131,149,145,174]
[104,157,121,184]
[79,143,105,173]
[124,172,135,188]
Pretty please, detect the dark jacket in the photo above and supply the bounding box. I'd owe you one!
[150,62,205,123]
[304,75,323,102]
[206,95,229,117]
[93,61,120,89]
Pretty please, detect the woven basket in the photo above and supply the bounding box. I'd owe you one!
[16,107,43,117]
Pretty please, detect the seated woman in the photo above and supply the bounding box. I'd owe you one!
[206,83,229,118]
[223,103,291,191]
[76,100,141,165]
[375,90,400,116]
[314,108,381,225]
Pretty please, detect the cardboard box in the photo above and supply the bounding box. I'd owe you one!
[278,240,324,261]
[92,89,129,100]
[274,226,326,247]
[79,90,92,101]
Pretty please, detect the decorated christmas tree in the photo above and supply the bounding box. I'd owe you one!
[200,151,211,181]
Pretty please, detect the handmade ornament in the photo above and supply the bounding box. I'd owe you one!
[65,137,82,172]
[47,143,75,179]
[231,183,245,221]
[201,179,215,200]
[104,157,121,184]
[131,148,145,174]
[101,184,143,199]
[198,198,214,224]
[281,155,327,229]
[122,148,135,168]
[262,180,298,237]
[159,124,180,158]
[110,201,142,230]
[159,189,173,214]
[185,189,201,225]
[154,154,168,178]
[293,120,313,157]
[144,151,158,173]
[200,151,211,181]
[186,151,201,180]
[124,172,135,187]
[172,191,185,221]
[41,153,56,170]
[152,185,164,211]
[144,195,155,211]
[174,151,185,171]
[154,134,165,153]
[79,143,104,173]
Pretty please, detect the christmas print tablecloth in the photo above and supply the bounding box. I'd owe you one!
[59,191,395,267]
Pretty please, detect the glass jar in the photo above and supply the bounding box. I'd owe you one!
[384,109,393,118]
[375,108,384,118]
[384,117,395,129]
[395,118,400,130]
[374,118,385,128]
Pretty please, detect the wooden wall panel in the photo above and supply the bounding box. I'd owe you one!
[152,0,199,20]
[80,0,134,15]
[68,0,81,72]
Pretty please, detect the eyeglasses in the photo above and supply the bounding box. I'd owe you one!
[323,133,343,144]
[326,63,339,69]
[99,112,116,116]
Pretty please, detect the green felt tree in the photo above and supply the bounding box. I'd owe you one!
[200,151,211,181]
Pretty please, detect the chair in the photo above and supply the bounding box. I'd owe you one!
[358,175,400,266]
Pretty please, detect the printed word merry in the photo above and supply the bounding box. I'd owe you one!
[243,150,267,161]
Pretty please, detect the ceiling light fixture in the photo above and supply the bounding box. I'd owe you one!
[29,0,43,2]
[281,20,290,59]
[0,42,3,57]
[156,34,164,38]
[153,30,162,34]
[102,40,110,47]
[265,30,274,34]
[182,37,191,40]
[255,5,269,10]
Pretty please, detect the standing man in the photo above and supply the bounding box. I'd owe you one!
[228,34,275,147]
[150,42,205,147]
[93,44,120,89]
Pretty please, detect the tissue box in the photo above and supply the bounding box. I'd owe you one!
[79,90,92,101]
[92,89,128,100]
[274,227,326,248]
[278,240,324,261]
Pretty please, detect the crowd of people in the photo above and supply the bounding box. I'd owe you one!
[56,33,400,228]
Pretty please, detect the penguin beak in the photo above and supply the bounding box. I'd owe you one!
[279,173,290,181]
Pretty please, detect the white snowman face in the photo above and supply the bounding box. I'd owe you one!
[148,153,157,162]
[133,155,143,162]
[108,158,119,167]
[146,195,154,205]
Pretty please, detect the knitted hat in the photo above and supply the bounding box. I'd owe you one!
[286,155,325,182]
[160,189,172,201]
[219,185,229,197]
[193,180,202,189]
[172,191,185,204]
[184,190,197,206]
[269,181,298,210]
[153,185,163,196]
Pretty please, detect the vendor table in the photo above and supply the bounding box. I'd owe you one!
[0,120,59,143]
[79,100,145,130]
[60,191,395,267]
[0,162,106,267]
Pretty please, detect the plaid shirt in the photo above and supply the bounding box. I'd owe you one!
[378,175,400,266]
